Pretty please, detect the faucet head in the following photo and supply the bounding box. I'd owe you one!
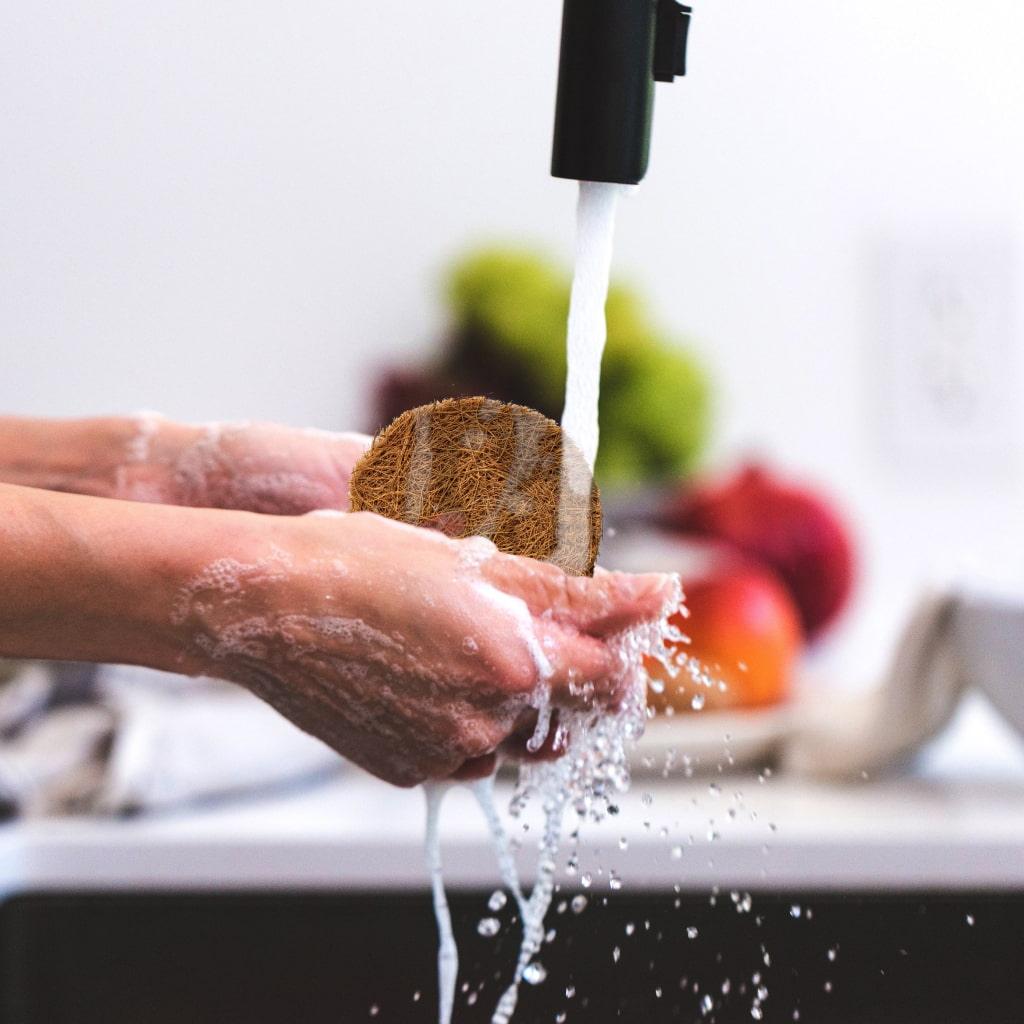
[551,0,693,186]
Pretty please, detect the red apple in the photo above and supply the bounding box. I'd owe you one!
[659,464,856,640]
[647,557,804,714]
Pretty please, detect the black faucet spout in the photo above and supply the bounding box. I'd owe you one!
[551,0,692,186]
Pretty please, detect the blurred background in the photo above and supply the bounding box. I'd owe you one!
[2,2,1024,1020]
[2,0,1022,695]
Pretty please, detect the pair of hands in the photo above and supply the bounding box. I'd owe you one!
[0,416,676,786]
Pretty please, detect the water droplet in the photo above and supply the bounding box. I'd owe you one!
[708,783,721,797]
[722,979,732,995]
[522,962,547,986]
[612,946,621,963]
[625,922,636,936]
[757,985,768,1000]
[701,994,714,1016]
[488,890,507,912]
[368,1006,379,1018]
[966,914,976,926]
[477,917,501,937]
[413,991,421,1003]
[687,926,699,939]
[789,904,802,918]
[671,845,683,860]
[556,1014,567,1023]
[827,947,838,962]
[824,981,833,993]
[751,1006,764,1020]
[565,985,576,999]
[618,836,629,851]
[571,895,588,914]
[691,694,706,711]
[580,872,593,889]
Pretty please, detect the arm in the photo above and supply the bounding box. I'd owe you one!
[0,415,371,514]
[0,416,140,499]
[0,479,207,669]
[0,482,676,786]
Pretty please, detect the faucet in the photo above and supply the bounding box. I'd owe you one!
[551,0,693,185]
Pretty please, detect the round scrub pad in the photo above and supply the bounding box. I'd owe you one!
[350,397,602,577]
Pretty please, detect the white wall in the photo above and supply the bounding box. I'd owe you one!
[2,1,1023,678]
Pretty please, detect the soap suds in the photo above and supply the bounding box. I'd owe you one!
[114,419,370,514]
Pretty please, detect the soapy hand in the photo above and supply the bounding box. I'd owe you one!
[113,417,372,514]
[0,415,370,515]
[172,510,678,787]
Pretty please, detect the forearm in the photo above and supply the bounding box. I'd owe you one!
[0,480,258,671]
[0,415,369,515]
[0,416,149,498]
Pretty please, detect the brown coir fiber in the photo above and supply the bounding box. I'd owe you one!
[350,397,601,577]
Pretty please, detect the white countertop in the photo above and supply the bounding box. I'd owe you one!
[1,695,1022,898]
[2,766,1024,897]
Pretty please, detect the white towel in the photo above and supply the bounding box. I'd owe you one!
[783,593,965,778]
[0,664,343,817]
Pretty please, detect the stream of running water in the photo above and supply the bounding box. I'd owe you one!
[426,181,669,1024]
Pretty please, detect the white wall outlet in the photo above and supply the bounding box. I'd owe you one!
[875,233,1019,473]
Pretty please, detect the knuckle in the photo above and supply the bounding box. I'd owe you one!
[454,721,502,762]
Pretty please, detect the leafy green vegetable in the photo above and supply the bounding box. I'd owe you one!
[445,247,712,486]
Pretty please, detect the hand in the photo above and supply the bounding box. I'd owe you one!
[171,511,678,786]
[0,484,676,787]
[0,415,371,515]
[115,418,372,514]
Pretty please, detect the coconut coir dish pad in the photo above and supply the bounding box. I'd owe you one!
[350,397,602,577]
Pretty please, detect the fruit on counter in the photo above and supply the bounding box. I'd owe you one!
[373,247,713,488]
[659,464,856,640]
[647,556,804,714]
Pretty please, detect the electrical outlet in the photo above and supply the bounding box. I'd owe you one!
[875,233,1019,472]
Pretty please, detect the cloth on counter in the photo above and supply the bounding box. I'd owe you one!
[783,593,965,778]
[784,589,1024,779]
[0,662,343,817]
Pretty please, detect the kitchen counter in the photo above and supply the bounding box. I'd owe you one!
[2,768,1024,897]
[2,694,1024,899]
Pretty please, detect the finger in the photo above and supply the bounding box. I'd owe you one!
[481,554,678,639]
[501,709,569,763]
[535,624,629,710]
[572,568,680,637]
[450,753,498,781]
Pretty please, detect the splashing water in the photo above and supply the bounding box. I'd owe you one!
[424,784,458,1024]
[424,181,675,1024]
[486,179,633,1024]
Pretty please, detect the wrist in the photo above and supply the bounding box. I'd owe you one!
[101,499,279,676]
[0,482,273,675]
[0,416,160,499]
